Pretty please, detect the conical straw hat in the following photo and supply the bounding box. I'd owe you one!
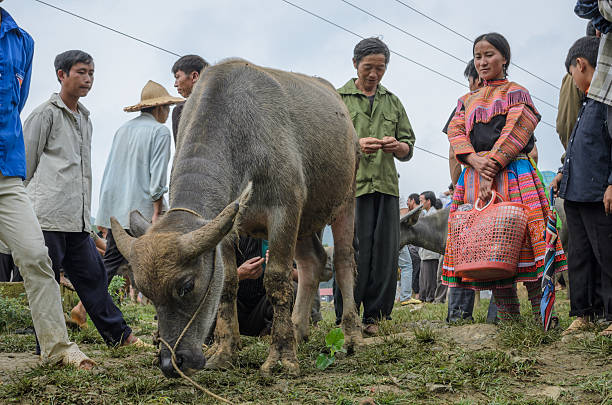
[124,80,184,112]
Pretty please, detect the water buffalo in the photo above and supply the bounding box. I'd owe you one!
[110,59,362,377]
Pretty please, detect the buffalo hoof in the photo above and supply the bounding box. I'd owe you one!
[343,327,364,354]
[260,352,300,377]
[205,349,234,370]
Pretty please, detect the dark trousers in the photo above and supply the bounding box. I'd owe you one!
[564,200,612,320]
[334,192,399,324]
[0,252,22,282]
[409,247,420,294]
[104,229,129,283]
[236,293,274,337]
[42,231,132,345]
[446,287,475,322]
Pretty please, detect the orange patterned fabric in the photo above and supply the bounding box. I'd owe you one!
[447,79,540,168]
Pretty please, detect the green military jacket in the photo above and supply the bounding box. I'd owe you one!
[338,79,415,197]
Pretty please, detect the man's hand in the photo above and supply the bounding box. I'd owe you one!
[381,136,410,158]
[359,137,383,154]
[237,256,264,281]
[465,153,498,181]
[604,185,612,215]
[550,172,563,196]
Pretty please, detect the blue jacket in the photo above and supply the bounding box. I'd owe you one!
[559,97,612,202]
[0,8,33,179]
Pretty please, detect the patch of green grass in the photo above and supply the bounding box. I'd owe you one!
[0,296,33,333]
[496,316,561,352]
[0,333,36,353]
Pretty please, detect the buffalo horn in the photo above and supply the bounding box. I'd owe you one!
[110,216,136,259]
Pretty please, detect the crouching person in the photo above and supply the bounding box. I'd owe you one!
[23,50,149,348]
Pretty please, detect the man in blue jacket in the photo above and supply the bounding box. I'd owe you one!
[0,4,93,368]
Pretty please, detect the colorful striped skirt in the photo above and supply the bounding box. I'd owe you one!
[442,155,567,290]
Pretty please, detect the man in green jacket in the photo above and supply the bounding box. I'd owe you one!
[335,37,415,335]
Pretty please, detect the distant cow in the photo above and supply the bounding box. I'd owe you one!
[111,59,362,377]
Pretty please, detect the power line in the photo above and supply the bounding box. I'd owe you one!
[340,0,558,111]
[32,0,182,57]
[281,0,558,131]
[391,0,561,91]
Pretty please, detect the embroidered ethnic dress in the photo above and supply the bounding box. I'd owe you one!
[442,79,568,290]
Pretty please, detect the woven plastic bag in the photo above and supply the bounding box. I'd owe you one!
[449,191,529,281]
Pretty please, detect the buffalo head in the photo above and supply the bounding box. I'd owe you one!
[110,195,246,377]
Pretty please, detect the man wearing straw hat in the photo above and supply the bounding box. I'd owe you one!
[94,80,182,287]
[23,50,149,349]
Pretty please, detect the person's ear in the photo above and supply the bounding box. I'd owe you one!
[191,71,199,83]
[353,58,358,70]
[57,69,66,83]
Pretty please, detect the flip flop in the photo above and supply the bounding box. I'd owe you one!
[599,324,612,337]
[562,317,591,336]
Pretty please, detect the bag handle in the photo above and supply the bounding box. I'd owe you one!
[474,190,504,212]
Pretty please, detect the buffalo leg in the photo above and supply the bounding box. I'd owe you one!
[332,198,362,351]
[292,232,326,343]
[206,238,241,369]
[260,206,300,376]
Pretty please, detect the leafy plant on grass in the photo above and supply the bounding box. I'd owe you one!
[316,327,346,370]
[108,275,126,305]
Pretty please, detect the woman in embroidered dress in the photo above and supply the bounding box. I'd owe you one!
[441,33,567,322]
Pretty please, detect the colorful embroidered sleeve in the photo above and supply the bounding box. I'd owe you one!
[447,98,475,161]
[489,102,539,168]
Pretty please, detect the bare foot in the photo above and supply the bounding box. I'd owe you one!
[121,333,154,349]
[70,302,88,328]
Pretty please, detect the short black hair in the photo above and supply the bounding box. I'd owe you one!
[434,199,443,210]
[463,59,478,81]
[54,50,93,82]
[353,37,390,66]
[420,191,436,205]
[408,193,419,203]
[172,55,209,75]
[473,33,511,75]
[565,36,600,73]
[141,106,156,114]
[586,20,596,37]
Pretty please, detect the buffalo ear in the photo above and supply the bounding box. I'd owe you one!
[129,210,152,237]
[400,204,423,227]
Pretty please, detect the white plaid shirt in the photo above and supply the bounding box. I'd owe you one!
[589,1,612,106]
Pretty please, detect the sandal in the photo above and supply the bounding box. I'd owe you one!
[363,323,379,336]
[62,349,96,370]
[562,317,591,336]
[599,324,612,337]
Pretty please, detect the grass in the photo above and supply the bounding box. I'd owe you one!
[0,290,610,404]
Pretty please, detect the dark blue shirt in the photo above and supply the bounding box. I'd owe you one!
[0,8,33,179]
[559,97,612,202]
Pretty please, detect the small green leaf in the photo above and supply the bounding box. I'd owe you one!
[315,353,334,370]
[325,328,344,347]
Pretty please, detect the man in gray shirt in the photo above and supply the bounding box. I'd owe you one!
[23,50,148,349]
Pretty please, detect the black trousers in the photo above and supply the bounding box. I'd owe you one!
[334,192,399,324]
[104,229,129,284]
[409,246,420,294]
[42,231,132,345]
[237,293,274,337]
[564,200,612,320]
[0,252,21,282]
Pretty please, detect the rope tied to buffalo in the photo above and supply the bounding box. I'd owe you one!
[155,207,232,404]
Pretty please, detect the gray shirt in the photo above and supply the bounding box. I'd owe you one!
[23,93,92,232]
[95,113,171,229]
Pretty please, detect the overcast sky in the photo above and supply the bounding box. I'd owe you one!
[10,0,585,217]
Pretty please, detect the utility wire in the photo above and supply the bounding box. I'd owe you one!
[391,0,561,91]
[32,0,182,57]
[340,0,558,111]
[281,0,557,131]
